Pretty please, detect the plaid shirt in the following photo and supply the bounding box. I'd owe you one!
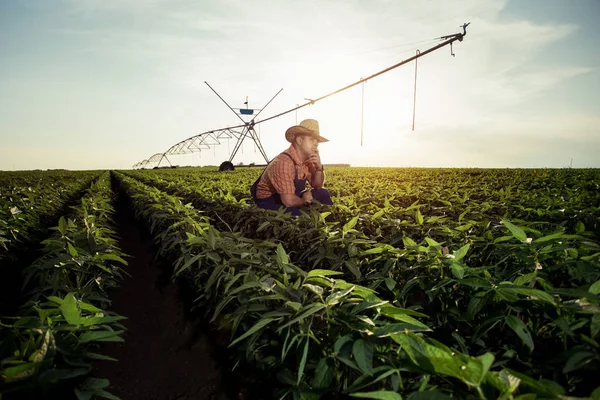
[255,145,312,199]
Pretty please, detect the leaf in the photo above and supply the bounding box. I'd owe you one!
[80,315,127,327]
[0,362,41,381]
[380,305,429,319]
[455,223,473,232]
[347,367,399,393]
[505,315,534,352]
[297,335,310,385]
[82,352,117,362]
[563,350,596,373]
[75,388,93,400]
[425,237,441,249]
[303,284,324,297]
[307,269,344,278]
[458,278,493,289]
[374,322,432,337]
[352,300,389,315]
[467,294,489,320]
[175,253,203,275]
[60,293,82,325]
[326,286,355,306]
[343,216,359,235]
[415,209,423,225]
[353,339,374,375]
[497,285,555,305]
[362,247,387,255]
[450,263,465,280]
[501,220,528,243]
[402,236,417,248]
[257,221,271,233]
[312,358,335,389]
[276,243,289,265]
[58,216,67,235]
[391,333,494,387]
[453,243,470,261]
[230,317,277,347]
[285,301,302,312]
[47,296,64,305]
[592,314,600,338]
[589,280,600,295]
[504,368,565,396]
[67,242,78,257]
[79,330,124,343]
[534,231,564,243]
[39,367,90,383]
[384,277,396,291]
[513,273,535,286]
[351,391,403,400]
[345,260,362,279]
[335,335,354,354]
[98,252,127,265]
[277,304,326,331]
[407,392,451,400]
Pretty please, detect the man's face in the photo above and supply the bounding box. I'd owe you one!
[297,135,319,158]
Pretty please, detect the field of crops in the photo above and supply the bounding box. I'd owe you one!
[1,167,599,399]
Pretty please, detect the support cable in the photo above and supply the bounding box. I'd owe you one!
[412,49,420,131]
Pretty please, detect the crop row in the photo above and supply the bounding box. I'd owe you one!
[0,171,100,260]
[130,167,600,232]
[0,172,127,400]
[114,171,600,398]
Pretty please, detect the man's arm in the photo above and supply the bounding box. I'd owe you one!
[309,168,324,189]
[307,152,325,188]
[280,191,313,208]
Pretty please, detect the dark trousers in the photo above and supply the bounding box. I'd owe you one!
[255,189,333,216]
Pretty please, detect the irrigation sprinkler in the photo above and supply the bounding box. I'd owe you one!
[133,23,471,169]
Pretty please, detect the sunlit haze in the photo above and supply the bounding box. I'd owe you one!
[1,0,598,170]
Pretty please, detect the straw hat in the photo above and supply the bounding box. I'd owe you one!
[285,119,329,143]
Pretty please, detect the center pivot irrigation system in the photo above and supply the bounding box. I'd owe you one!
[132,23,470,170]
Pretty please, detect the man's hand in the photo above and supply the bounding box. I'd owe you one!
[301,189,314,205]
[306,151,322,171]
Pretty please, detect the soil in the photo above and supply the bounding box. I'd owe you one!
[93,183,234,400]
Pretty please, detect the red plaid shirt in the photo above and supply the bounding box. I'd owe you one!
[255,145,312,199]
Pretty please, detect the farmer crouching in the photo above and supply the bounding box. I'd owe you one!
[250,119,333,216]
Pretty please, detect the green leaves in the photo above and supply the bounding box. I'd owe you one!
[107,168,600,399]
[343,216,359,237]
[351,391,403,400]
[307,269,344,278]
[312,358,335,389]
[590,280,600,295]
[230,317,277,347]
[452,243,470,261]
[276,243,290,265]
[0,173,126,399]
[415,209,424,225]
[505,315,534,351]
[79,330,124,343]
[60,293,82,325]
[392,333,494,389]
[495,284,556,305]
[501,220,528,243]
[353,339,374,376]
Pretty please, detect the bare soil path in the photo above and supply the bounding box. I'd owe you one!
[93,182,232,400]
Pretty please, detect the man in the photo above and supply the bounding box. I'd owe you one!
[251,119,333,216]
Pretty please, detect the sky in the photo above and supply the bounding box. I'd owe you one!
[0,0,598,170]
